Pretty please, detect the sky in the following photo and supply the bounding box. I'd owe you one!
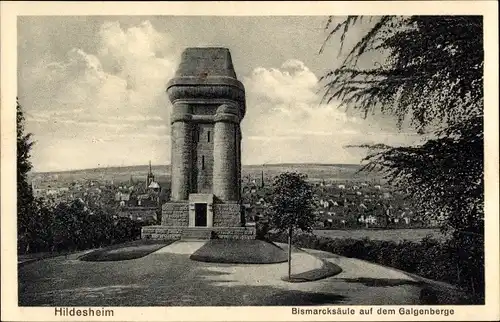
[18,16,424,172]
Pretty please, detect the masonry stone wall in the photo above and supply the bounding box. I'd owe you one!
[141,226,183,240]
[210,227,255,239]
[161,202,189,226]
[194,123,214,193]
[212,203,242,227]
[192,104,217,116]
[161,201,245,228]
[141,225,255,240]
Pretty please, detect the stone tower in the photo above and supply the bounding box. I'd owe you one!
[142,47,255,240]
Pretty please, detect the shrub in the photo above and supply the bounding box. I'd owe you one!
[18,199,144,254]
[256,221,270,240]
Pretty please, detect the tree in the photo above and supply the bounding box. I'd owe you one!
[320,16,483,228]
[320,16,484,295]
[267,172,315,280]
[17,99,34,192]
[17,98,37,253]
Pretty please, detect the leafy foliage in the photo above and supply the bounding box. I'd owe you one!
[16,100,143,254]
[363,116,483,234]
[320,15,484,299]
[267,172,315,233]
[321,16,483,231]
[17,99,37,253]
[321,16,483,131]
[20,197,142,253]
[17,99,34,190]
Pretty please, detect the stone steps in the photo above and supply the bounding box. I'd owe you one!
[180,228,213,240]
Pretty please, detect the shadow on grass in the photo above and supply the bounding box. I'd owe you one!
[419,286,477,305]
[282,260,342,283]
[341,277,423,287]
[79,239,175,262]
[18,250,74,267]
[157,285,348,306]
[341,277,471,305]
[312,252,341,259]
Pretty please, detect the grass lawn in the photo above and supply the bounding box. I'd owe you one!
[190,239,288,264]
[18,250,73,266]
[313,228,445,242]
[79,239,175,262]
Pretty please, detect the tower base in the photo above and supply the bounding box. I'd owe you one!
[141,198,255,240]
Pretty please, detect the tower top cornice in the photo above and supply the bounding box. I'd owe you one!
[166,47,246,118]
[174,47,237,79]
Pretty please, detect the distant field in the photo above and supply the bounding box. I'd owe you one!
[244,163,383,183]
[313,229,446,242]
[30,163,384,186]
[30,165,172,186]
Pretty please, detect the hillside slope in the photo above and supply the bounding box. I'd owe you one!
[30,163,384,186]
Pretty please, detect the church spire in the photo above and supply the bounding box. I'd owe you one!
[146,160,155,188]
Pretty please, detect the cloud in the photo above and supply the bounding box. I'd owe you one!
[247,135,302,141]
[27,22,176,120]
[242,59,361,138]
[241,59,422,165]
[245,59,319,105]
[22,20,175,171]
[21,20,422,171]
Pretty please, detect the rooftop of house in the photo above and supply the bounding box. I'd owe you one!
[148,181,160,189]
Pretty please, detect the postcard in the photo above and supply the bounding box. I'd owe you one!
[1,1,499,321]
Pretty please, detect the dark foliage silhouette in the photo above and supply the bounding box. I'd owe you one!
[17,100,142,254]
[320,16,484,300]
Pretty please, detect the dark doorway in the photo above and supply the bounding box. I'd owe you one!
[195,203,208,227]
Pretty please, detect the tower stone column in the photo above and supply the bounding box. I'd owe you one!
[213,104,240,202]
[170,102,193,201]
[237,127,242,200]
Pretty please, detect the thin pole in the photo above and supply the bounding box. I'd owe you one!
[288,227,292,280]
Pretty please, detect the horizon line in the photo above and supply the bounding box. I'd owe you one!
[32,162,364,174]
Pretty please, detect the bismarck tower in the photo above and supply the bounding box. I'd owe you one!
[142,47,255,240]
